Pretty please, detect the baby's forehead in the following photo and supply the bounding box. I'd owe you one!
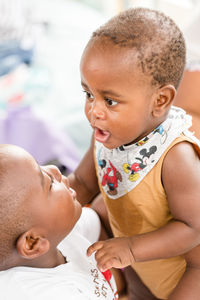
[0,144,30,160]
[0,145,38,181]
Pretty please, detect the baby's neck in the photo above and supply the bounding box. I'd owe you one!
[25,249,67,269]
[0,249,66,271]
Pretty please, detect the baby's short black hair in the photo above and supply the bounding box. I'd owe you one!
[91,7,186,89]
[0,147,30,267]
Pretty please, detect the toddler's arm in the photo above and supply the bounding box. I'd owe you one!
[87,141,200,271]
[68,137,100,206]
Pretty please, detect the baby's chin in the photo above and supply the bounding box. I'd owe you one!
[77,203,82,219]
[74,200,82,219]
[65,204,82,236]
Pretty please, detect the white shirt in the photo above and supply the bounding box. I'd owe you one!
[0,208,118,300]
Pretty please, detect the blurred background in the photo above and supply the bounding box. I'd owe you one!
[0,0,200,173]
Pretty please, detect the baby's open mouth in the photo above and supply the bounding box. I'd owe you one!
[94,128,110,143]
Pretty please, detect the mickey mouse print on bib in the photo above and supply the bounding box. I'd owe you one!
[95,106,193,199]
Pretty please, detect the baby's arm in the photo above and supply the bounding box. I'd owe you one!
[88,141,200,272]
[68,136,100,206]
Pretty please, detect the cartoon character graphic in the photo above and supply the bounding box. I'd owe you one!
[136,136,149,146]
[140,145,157,164]
[123,160,144,181]
[153,124,168,144]
[101,160,122,196]
[136,124,168,146]
[97,148,122,195]
[123,145,157,181]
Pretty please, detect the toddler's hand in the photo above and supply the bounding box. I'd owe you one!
[87,237,135,272]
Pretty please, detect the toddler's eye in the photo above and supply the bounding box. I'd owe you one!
[83,90,94,101]
[105,98,118,107]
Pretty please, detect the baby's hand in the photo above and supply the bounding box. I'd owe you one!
[87,237,135,272]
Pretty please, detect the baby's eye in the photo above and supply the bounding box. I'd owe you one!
[49,175,55,190]
[105,98,118,107]
[83,90,94,101]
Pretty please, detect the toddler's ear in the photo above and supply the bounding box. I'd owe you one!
[16,229,50,259]
[152,84,176,117]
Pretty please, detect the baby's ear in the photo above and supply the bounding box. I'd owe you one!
[16,229,50,259]
[152,84,176,117]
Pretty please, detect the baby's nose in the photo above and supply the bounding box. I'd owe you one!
[62,175,70,188]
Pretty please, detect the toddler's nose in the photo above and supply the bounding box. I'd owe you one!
[90,101,105,124]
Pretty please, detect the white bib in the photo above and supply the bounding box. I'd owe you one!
[95,106,197,199]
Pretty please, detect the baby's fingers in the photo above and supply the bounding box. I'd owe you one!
[87,241,104,256]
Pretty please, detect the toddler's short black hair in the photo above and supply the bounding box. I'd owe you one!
[91,7,186,89]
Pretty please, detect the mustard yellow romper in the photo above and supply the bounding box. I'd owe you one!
[94,107,200,299]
